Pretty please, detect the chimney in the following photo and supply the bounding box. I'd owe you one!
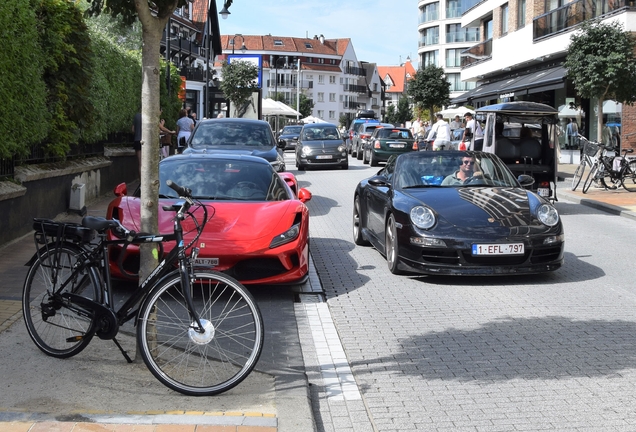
[319,34,325,44]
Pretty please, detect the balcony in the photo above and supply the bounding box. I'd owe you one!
[419,11,439,24]
[460,38,492,68]
[344,65,366,76]
[533,0,632,41]
[343,84,368,93]
[180,67,204,82]
[343,101,361,110]
[161,34,202,60]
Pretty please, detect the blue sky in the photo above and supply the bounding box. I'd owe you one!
[217,0,419,68]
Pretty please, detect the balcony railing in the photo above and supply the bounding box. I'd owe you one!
[161,34,202,58]
[419,11,439,24]
[533,0,631,41]
[419,33,440,47]
[343,84,368,93]
[343,101,361,110]
[344,66,366,76]
[461,38,492,68]
[446,29,480,43]
[180,67,204,82]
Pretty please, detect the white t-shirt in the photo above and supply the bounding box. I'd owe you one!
[427,119,451,142]
[466,119,483,139]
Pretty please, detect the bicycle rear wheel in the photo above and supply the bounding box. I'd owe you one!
[571,161,586,191]
[582,163,600,194]
[622,160,636,192]
[22,243,100,358]
[137,271,264,396]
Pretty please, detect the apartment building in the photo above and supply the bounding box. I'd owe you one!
[451,0,636,148]
[417,0,479,100]
[215,34,384,125]
[377,60,417,109]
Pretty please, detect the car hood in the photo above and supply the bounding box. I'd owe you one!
[117,197,296,242]
[401,186,540,228]
[299,140,344,149]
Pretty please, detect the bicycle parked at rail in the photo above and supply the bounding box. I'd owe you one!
[581,142,636,193]
[22,180,264,396]
[571,136,599,191]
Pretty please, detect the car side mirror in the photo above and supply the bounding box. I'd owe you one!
[277,139,286,148]
[368,175,389,187]
[113,182,128,197]
[518,174,535,187]
[298,188,312,203]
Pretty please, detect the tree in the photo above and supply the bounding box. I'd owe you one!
[218,59,259,117]
[385,104,398,125]
[395,96,412,127]
[407,64,451,125]
[85,0,204,283]
[292,94,314,118]
[564,21,636,142]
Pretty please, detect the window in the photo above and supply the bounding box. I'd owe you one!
[445,49,464,67]
[422,50,439,67]
[317,110,324,118]
[446,73,476,92]
[318,58,325,64]
[373,83,378,91]
[518,0,526,29]
[329,93,336,102]
[305,42,313,49]
[446,0,462,18]
[329,76,336,84]
[447,24,480,43]
[318,75,324,84]
[420,2,439,22]
[329,111,335,119]
[485,18,493,39]
[274,40,283,46]
[420,26,439,46]
[501,4,509,35]
[318,92,324,102]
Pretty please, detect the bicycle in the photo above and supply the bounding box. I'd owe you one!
[570,136,598,191]
[581,143,636,193]
[22,180,264,396]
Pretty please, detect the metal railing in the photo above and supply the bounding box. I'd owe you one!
[343,84,368,93]
[344,65,366,76]
[460,38,492,68]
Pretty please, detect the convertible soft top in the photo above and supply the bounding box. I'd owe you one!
[476,102,559,124]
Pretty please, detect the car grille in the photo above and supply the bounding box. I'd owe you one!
[420,247,559,267]
[530,246,562,264]
[420,249,460,265]
[461,251,529,266]
[225,254,300,281]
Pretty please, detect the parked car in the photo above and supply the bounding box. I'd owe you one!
[277,124,303,150]
[347,113,380,155]
[352,123,393,160]
[352,151,564,275]
[184,118,286,172]
[106,153,312,285]
[296,123,348,170]
[362,127,418,166]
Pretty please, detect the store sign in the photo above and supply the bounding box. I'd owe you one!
[499,92,514,99]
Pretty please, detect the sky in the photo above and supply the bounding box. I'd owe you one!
[216,0,419,68]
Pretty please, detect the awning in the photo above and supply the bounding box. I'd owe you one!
[451,65,566,105]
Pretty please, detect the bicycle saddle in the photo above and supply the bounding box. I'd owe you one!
[82,216,119,232]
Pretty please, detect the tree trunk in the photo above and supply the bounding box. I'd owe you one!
[597,98,604,143]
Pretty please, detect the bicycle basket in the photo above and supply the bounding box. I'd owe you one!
[33,218,95,244]
[583,140,599,157]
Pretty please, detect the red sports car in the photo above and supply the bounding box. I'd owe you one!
[106,153,312,285]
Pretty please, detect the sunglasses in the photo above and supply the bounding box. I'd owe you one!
[462,160,475,165]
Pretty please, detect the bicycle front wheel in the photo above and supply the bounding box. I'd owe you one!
[137,271,264,396]
[622,160,636,192]
[22,243,100,358]
[582,163,600,194]
[571,161,586,191]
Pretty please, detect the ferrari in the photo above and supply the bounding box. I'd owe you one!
[107,153,312,285]
[352,151,564,276]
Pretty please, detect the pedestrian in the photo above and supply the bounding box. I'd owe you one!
[565,118,579,149]
[449,115,463,130]
[217,112,225,118]
[132,111,142,176]
[191,112,198,127]
[411,117,421,137]
[427,114,452,150]
[462,112,484,151]
[159,109,176,159]
[176,108,194,154]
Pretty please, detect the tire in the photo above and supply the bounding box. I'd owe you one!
[137,271,264,396]
[571,161,586,191]
[341,163,349,170]
[362,148,369,164]
[22,243,100,358]
[582,163,600,194]
[621,160,636,192]
[385,214,402,275]
[353,196,370,246]
[356,143,363,160]
[369,150,379,167]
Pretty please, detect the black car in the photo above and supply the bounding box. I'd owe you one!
[296,123,348,170]
[353,151,564,275]
[277,125,303,150]
[184,118,286,172]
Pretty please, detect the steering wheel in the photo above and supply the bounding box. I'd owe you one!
[464,175,483,185]
[232,181,262,198]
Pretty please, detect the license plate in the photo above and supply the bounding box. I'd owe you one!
[316,155,333,159]
[389,143,405,148]
[472,243,524,255]
[537,188,550,197]
[194,258,219,266]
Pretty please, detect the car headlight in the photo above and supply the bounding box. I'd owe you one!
[302,146,312,155]
[270,223,300,248]
[536,203,559,227]
[337,145,346,153]
[410,206,436,230]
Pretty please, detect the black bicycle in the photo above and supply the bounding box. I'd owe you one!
[22,180,264,396]
[581,144,636,193]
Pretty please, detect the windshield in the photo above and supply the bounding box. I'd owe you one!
[158,159,289,201]
[282,126,302,134]
[376,128,413,139]
[189,121,277,149]
[394,151,519,189]
[301,126,341,141]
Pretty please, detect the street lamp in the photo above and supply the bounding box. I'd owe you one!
[219,1,231,19]
[231,34,247,55]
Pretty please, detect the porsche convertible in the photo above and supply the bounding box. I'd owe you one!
[352,151,564,276]
[107,153,311,285]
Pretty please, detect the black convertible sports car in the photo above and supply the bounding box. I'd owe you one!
[352,151,564,276]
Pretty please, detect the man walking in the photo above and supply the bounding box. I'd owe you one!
[427,113,452,150]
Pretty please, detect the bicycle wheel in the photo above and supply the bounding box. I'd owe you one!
[621,160,636,192]
[582,163,600,194]
[137,270,264,396]
[571,161,586,191]
[22,243,100,358]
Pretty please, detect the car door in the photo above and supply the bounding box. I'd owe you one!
[365,158,396,238]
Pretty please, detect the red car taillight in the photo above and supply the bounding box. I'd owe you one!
[374,140,381,149]
[361,134,371,139]
[412,142,418,150]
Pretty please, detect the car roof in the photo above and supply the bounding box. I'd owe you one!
[161,152,272,166]
[197,118,273,127]
[301,122,338,129]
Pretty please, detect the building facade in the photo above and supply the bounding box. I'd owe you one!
[377,60,417,110]
[215,34,384,126]
[452,0,636,151]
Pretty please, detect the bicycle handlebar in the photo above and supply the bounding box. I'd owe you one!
[167,180,192,198]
